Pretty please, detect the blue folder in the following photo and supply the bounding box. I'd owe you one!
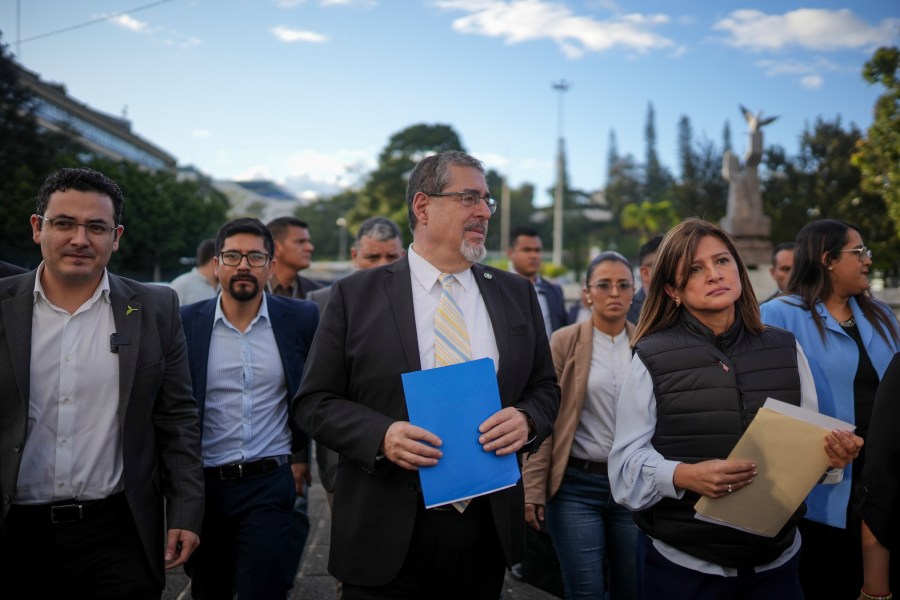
[402,357,521,508]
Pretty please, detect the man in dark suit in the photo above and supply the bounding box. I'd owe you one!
[626,234,663,324]
[507,225,568,335]
[266,216,322,299]
[180,217,318,599]
[0,260,27,277]
[0,167,204,597]
[294,150,559,598]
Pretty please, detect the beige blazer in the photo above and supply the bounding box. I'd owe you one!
[522,318,634,506]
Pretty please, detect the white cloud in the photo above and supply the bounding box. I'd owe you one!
[191,129,211,138]
[284,149,374,192]
[271,25,329,43]
[713,9,899,51]
[110,14,150,33]
[233,165,273,181]
[800,75,824,89]
[435,0,673,58]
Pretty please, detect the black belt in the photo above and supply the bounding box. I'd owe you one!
[205,454,291,480]
[567,456,608,475]
[12,491,126,524]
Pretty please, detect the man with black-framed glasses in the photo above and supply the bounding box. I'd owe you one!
[0,167,204,598]
[180,217,318,599]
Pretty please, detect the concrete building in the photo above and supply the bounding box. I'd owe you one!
[16,63,176,172]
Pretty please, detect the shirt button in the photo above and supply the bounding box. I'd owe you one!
[57,482,64,488]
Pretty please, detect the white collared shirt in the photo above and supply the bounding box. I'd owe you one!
[407,246,499,372]
[17,264,122,503]
[203,293,292,467]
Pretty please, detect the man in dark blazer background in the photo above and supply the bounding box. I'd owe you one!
[180,217,318,599]
[507,225,568,335]
[294,151,559,598]
[0,167,204,597]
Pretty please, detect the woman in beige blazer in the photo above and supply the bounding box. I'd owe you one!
[523,251,640,600]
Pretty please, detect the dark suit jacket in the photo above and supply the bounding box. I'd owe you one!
[0,271,205,587]
[537,278,568,332]
[0,261,27,278]
[180,294,319,462]
[293,256,560,586]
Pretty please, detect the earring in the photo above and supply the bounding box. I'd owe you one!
[674,298,681,307]
[587,300,593,305]
[827,266,833,271]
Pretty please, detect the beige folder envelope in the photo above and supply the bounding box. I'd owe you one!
[694,398,854,537]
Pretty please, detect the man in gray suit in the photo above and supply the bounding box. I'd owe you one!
[0,168,204,598]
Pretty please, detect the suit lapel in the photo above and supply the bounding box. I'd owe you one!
[268,296,298,395]
[386,257,421,373]
[472,264,507,383]
[2,272,38,406]
[109,275,142,427]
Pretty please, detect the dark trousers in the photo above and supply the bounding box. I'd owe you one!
[798,518,862,600]
[188,464,295,600]
[342,496,506,600]
[642,536,803,600]
[3,493,159,599]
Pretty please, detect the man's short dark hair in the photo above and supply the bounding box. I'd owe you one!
[406,150,484,233]
[356,217,401,245]
[36,167,126,225]
[771,241,796,266]
[509,226,541,247]
[266,216,310,242]
[638,235,664,266]
[196,238,216,266]
[216,218,274,256]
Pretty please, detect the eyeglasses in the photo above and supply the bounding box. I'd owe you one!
[37,215,117,237]
[219,251,270,268]
[428,191,497,214]
[586,281,634,293]
[839,246,872,262]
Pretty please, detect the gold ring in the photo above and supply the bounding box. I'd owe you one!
[727,484,733,493]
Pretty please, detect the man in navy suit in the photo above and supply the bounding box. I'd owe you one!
[180,218,318,599]
[294,151,559,598]
[507,226,568,336]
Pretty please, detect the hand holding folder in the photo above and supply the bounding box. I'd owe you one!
[694,398,854,537]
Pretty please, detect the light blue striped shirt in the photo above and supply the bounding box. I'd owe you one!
[203,294,292,467]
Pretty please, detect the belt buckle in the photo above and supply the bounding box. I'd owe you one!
[218,463,243,480]
[50,503,82,524]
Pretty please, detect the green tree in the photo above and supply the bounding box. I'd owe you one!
[0,32,84,266]
[852,46,900,240]
[296,189,362,260]
[86,159,229,281]
[620,200,678,242]
[643,102,674,201]
[350,124,465,242]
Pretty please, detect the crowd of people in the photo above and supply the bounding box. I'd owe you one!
[0,155,897,600]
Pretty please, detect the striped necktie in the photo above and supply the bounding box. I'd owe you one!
[434,273,472,512]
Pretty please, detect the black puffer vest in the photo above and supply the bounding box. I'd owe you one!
[633,311,803,567]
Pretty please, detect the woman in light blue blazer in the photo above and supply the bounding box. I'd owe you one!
[761,219,900,600]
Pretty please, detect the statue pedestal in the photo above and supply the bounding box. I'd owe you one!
[731,236,772,269]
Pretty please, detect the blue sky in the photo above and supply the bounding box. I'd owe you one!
[3,1,898,206]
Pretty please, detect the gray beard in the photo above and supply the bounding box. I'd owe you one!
[460,238,486,263]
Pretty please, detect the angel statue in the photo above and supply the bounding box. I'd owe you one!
[721,105,777,237]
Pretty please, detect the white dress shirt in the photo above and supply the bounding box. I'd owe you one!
[408,245,499,372]
[18,265,121,503]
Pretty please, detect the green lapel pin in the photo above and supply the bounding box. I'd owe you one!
[126,305,139,316]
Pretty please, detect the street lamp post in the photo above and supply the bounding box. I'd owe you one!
[336,217,348,262]
[552,79,570,267]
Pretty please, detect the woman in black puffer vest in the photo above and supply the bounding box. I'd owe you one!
[608,218,863,600]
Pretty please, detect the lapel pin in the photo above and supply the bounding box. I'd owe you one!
[483,272,493,279]
[126,305,139,315]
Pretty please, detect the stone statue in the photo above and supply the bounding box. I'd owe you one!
[721,105,777,266]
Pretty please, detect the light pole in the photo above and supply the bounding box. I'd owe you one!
[551,79,570,267]
[336,217,348,262]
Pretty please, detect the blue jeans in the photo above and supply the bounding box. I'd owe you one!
[546,467,640,600]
